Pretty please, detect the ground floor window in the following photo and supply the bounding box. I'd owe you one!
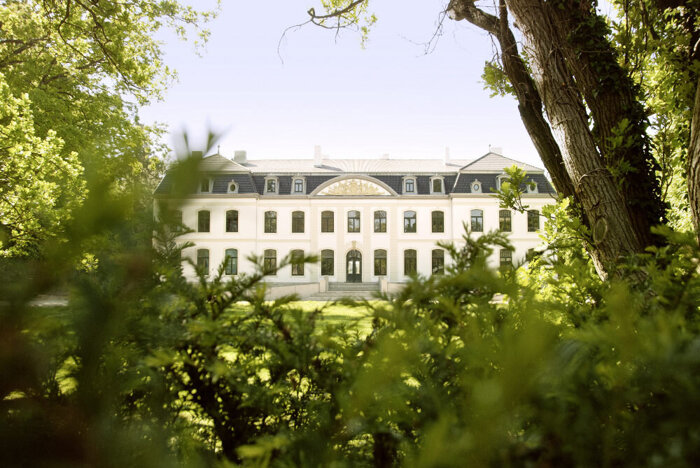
[528,210,540,232]
[291,249,304,276]
[432,249,444,274]
[374,249,387,276]
[196,248,209,274]
[321,249,334,276]
[404,249,417,275]
[224,248,238,275]
[500,248,512,268]
[264,249,277,274]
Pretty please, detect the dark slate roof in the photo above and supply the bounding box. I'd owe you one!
[305,175,337,194]
[212,174,257,193]
[452,173,556,194]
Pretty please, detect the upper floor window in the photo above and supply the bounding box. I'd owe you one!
[321,210,334,233]
[528,210,540,232]
[292,211,305,233]
[226,210,238,233]
[432,249,445,275]
[263,249,277,274]
[404,249,417,275]
[431,177,443,194]
[291,249,304,276]
[228,182,238,193]
[374,249,387,276]
[404,177,416,194]
[264,177,277,194]
[500,248,513,268]
[496,174,508,191]
[293,178,304,193]
[374,210,387,233]
[471,209,483,232]
[225,248,238,275]
[199,177,211,193]
[527,179,539,193]
[198,210,210,232]
[321,249,334,276]
[432,211,444,233]
[404,211,417,233]
[170,209,183,232]
[347,210,361,233]
[196,248,209,273]
[264,211,277,233]
[499,210,511,232]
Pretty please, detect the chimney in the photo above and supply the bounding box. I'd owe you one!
[490,146,503,155]
[381,153,390,160]
[314,145,322,167]
[444,146,451,164]
[234,150,247,163]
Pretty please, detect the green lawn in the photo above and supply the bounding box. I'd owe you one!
[284,300,382,336]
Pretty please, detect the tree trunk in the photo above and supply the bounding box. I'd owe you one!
[502,0,647,277]
[689,77,700,244]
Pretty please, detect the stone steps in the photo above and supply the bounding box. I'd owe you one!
[306,291,379,301]
[328,282,380,292]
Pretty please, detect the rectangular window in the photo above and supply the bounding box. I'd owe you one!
[265,179,276,193]
[321,211,334,233]
[292,211,304,233]
[198,210,210,232]
[226,210,238,232]
[374,211,387,233]
[264,211,277,233]
[432,178,443,193]
[291,249,304,276]
[196,249,209,273]
[347,210,360,233]
[263,249,277,274]
[471,209,483,232]
[432,249,444,275]
[294,179,303,193]
[432,211,444,233]
[171,209,183,232]
[200,178,210,193]
[374,249,387,276]
[499,210,511,232]
[528,210,540,232]
[321,250,334,276]
[404,249,417,275]
[225,248,238,275]
[500,249,513,268]
[404,211,417,233]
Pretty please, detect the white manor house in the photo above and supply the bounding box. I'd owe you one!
[154,147,555,298]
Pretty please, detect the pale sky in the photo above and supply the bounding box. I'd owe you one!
[138,0,542,167]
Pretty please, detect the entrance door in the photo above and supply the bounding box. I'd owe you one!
[346,250,362,283]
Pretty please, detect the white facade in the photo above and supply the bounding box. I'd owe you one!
[155,151,555,295]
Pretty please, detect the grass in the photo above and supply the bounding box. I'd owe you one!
[285,300,383,336]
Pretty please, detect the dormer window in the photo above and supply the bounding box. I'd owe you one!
[471,179,482,193]
[264,177,278,194]
[404,177,416,194]
[228,182,238,193]
[293,177,305,194]
[527,179,539,193]
[199,177,211,193]
[430,176,444,194]
[496,174,508,190]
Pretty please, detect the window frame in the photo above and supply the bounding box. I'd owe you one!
[199,177,211,193]
[291,249,304,276]
[224,248,238,275]
[527,209,540,232]
[404,210,417,233]
[404,177,416,194]
[432,249,444,275]
[293,178,305,194]
[374,210,387,233]
[225,210,238,233]
[374,249,387,276]
[431,210,444,233]
[264,211,277,233]
[264,177,278,194]
[227,181,238,193]
[347,210,361,233]
[470,209,483,232]
[292,210,305,233]
[430,176,444,194]
[197,210,210,233]
[263,249,277,274]
[321,249,334,276]
[321,210,334,233]
[196,248,210,273]
[499,209,512,232]
[404,249,417,275]
[500,248,513,268]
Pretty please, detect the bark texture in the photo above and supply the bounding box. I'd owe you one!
[689,77,700,244]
